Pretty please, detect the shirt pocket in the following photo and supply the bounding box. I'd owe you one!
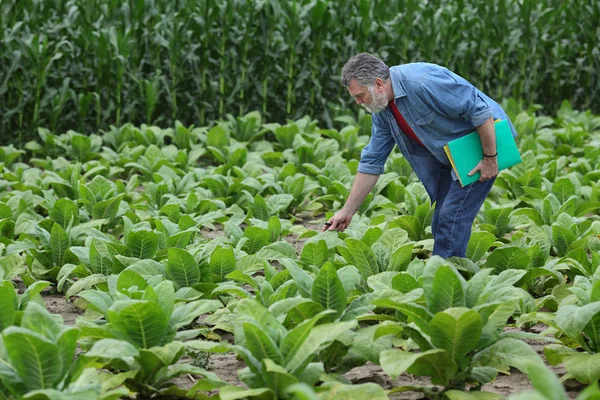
[414,106,436,125]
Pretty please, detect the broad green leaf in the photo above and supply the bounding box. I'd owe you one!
[153,280,176,317]
[256,241,297,261]
[169,299,222,331]
[167,248,200,287]
[511,208,545,226]
[527,245,548,269]
[138,341,185,377]
[235,299,285,342]
[3,327,61,390]
[388,243,414,271]
[242,322,282,365]
[312,263,346,318]
[319,382,388,400]
[266,194,294,215]
[484,206,513,237]
[380,348,456,386]
[89,239,112,275]
[286,320,357,373]
[564,353,600,384]
[281,311,334,365]
[0,253,26,280]
[125,259,164,277]
[552,177,576,204]
[50,223,70,267]
[55,328,79,382]
[428,265,466,313]
[226,270,258,290]
[465,269,493,308]
[78,289,113,315]
[466,231,496,262]
[429,308,482,366]
[358,227,382,248]
[18,282,51,314]
[126,229,158,259]
[555,302,600,341]
[343,238,378,279]
[166,229,195,248]
[336,265,361,295]
[391,272,420,293]
[472,338,542,372]
[0,280,17,330]
[71,133,91,160]
[552,224,577,257]
[378,227,410,252]
[160,203,181,222]
[219,386,276,400]
[478,302,516,348]
[65,274,107,298]
[85,338,139,359]
[372,291,432,334]
[284,383,319,400]
[251,195,270,221]
[210,245,236,282]
[50,198,78,229]
[484,246,530,273]
[107,300,169,348]
[367,271,398,292]
[116,269,148,292]
[445,391,503,400]
[542,195,561,224]
[92,194,124,220]
[281,259,313,298]
[262,358,299,394]
[243,227,271,255]
[300,240,328,267]
[393,215,421,241]
[543,344,578,366]
[206,125,229,149]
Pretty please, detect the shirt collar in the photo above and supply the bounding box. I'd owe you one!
[390,67,407,98]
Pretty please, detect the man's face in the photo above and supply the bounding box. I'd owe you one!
[347,78,388,114]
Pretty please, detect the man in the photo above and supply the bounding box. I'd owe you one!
[323,53,517,258]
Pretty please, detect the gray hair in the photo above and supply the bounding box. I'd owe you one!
[341,53,390,87]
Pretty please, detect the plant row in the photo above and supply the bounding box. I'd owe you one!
[0,101,599,398]
[1,0,599,142]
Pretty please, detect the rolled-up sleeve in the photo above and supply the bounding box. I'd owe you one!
[420,68,494,127]
[357,113,395,175]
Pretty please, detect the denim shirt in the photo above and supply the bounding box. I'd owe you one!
[357,63,517,193]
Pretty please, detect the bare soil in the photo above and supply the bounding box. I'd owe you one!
[44,293,84,325]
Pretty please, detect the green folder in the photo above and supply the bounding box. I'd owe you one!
[443,119,521,187]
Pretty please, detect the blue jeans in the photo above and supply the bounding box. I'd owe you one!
[409,144,495,258]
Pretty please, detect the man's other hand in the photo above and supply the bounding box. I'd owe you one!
[468,157,498,182]
[322,209,354,232]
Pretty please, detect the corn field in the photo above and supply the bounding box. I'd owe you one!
[1,0,599,143]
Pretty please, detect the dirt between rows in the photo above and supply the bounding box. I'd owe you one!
[44,292,586,399]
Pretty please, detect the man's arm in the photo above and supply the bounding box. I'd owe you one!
[468,116,498,181]
[323,172,380,232]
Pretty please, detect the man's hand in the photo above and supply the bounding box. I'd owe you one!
[322,209,354,232]
[468,157,498,181]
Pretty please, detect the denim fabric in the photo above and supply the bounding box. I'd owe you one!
[357,63,517,189]
[356,63,512,257]
[408,145,495,257]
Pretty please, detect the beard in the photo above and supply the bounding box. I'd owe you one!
[362,86,389,114]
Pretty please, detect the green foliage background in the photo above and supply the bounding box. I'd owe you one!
[1,0,599,143]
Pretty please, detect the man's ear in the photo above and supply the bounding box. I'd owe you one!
[374,78,385,91]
